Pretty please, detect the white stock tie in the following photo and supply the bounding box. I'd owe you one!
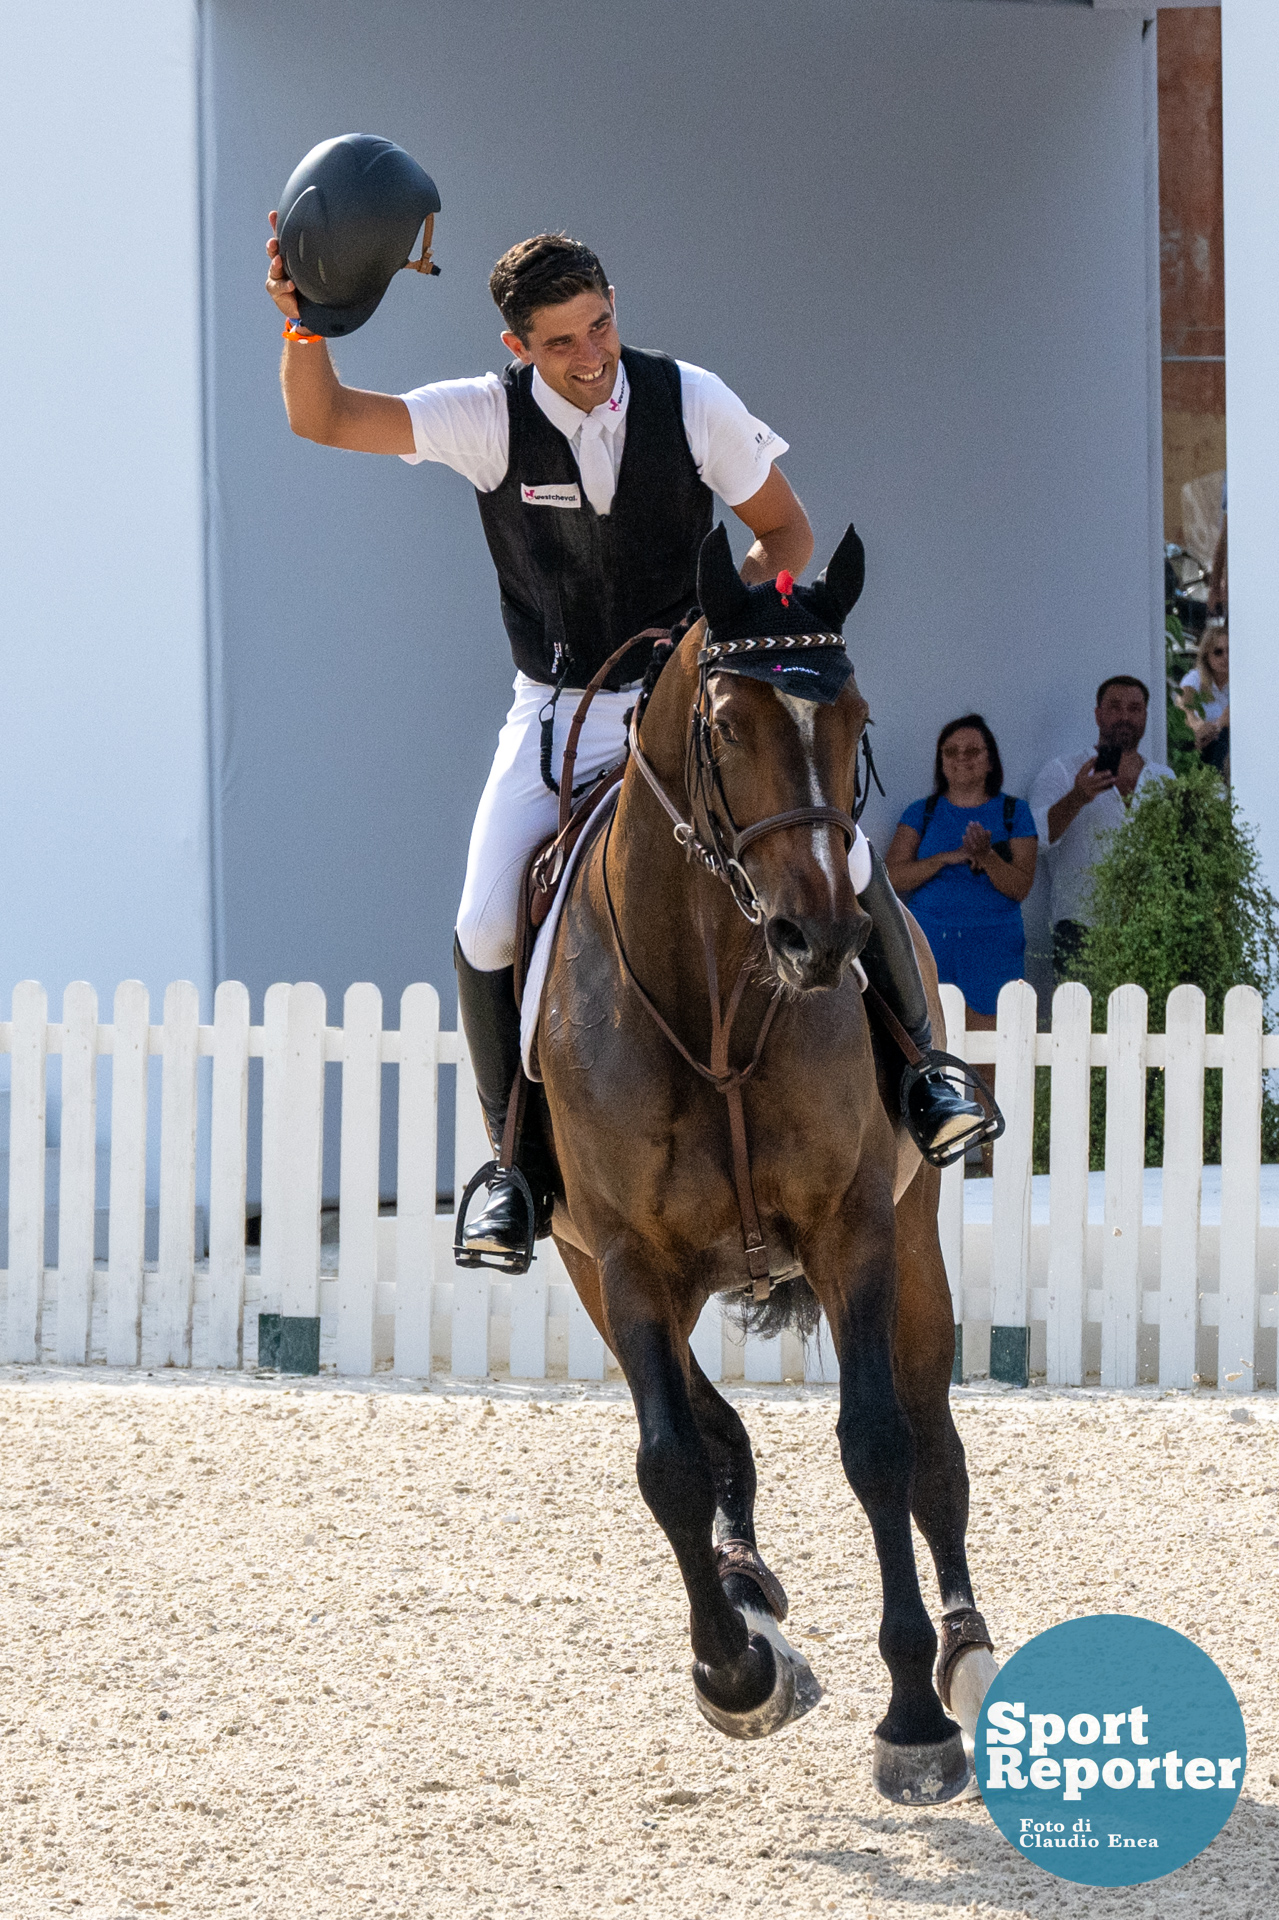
[576,411,615,516]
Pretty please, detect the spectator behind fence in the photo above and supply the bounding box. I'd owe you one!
[1177,623,1229,777]
[1029,675,1173,983]
[885,714,1037,1038]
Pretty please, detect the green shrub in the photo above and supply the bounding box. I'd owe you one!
[1050,763,1279,1166]
[1078,762,1278,1028]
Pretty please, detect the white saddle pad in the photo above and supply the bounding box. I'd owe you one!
[520,787,620,1081]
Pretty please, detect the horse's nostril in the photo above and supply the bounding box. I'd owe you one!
[768,917,811,960]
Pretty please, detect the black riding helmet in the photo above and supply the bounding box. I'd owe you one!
[276,134,441,337]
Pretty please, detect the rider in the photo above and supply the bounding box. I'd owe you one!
[266,226,985,1259]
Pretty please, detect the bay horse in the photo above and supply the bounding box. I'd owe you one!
[532,525,997,1803]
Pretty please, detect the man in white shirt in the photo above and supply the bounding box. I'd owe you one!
[1029,676,1174,980]
[266,225,980,1258]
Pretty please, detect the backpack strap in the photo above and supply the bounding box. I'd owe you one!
[991,792,1019,865]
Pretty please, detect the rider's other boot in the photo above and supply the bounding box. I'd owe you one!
[857,850,987,1164]
[454,937,555,1256]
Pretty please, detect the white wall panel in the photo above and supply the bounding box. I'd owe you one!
[0,2,212,1018]
[1223,0,1279,893]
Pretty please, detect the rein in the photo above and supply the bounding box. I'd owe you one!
[528,629,672,905]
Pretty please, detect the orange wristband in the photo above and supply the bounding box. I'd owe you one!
[283,323,324,344]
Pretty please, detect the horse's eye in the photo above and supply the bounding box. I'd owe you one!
[714,720,737,748]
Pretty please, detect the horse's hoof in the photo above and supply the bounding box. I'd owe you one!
[739,1601,825,1721]
[872,1731,970,1805]
[693,1632,796,1741]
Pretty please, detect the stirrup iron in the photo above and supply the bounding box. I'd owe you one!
[453,1064,539,1275]
[901,1049,1004,1170]
[454,1161,537,1275]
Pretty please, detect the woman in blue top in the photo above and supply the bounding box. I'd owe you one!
[885,713,1038,1032]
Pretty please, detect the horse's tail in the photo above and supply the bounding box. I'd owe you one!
[730,1274,823,1343]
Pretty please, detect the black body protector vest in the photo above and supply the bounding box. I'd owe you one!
[475,346,714,689]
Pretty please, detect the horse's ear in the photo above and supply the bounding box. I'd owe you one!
[815,524,866,623]
[697,523,750,626]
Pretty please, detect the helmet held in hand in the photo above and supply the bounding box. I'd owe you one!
[276,133,441,338]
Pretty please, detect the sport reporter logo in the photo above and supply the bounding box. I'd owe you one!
[976,1615,1245,1886]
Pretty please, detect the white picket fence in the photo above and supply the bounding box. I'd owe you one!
[0,977,1275,1392]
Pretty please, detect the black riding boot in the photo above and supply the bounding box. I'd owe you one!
[858,850,989,1165]
[454,936,555,1259]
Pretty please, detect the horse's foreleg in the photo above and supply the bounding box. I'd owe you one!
[602,1250,797,1739]
[808,1169,967,1805]
[688,1354,825,1718]
[893,1165,997,1746]
[555,1240,781,1599]
[687,1356,758,1545]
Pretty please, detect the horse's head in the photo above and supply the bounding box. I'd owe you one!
[694,523,873,992]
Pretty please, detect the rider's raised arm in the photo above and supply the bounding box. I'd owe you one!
[279,340,415,454]
[732,466,814,584]
[267,211,415,455]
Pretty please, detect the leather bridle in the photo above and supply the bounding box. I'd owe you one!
[627,628,874,926]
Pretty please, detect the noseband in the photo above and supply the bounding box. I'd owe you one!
[627,630,876,925]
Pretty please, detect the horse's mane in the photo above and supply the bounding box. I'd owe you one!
[635,635,677,711]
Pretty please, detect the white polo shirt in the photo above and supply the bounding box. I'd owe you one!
[1029,748,1175,927]
[398,358,787,514]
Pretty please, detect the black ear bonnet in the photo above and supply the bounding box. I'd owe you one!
[277,134,441,337]
[694,523,866,704]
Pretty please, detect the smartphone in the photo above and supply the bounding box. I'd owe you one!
[1093,741,1123,778]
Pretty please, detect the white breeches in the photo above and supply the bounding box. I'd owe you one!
[455,672,874,972]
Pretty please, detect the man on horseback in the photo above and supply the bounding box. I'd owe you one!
[266,226,985,1258]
